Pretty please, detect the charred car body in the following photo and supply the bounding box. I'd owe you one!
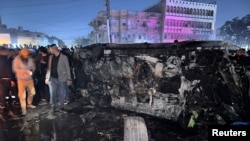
[74,40,250,128]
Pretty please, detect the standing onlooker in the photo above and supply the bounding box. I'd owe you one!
[61,47,75,104]
[0,47,18,120]
[45,44,72,112]
[36,46,50,105]
[12,48,36,116]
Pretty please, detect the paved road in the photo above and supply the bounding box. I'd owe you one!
[0,98,206,141]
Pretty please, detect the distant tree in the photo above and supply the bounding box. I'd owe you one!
[217,14,250,46]
[73,36,91,47]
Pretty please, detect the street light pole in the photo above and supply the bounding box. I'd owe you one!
[105,0,112,43]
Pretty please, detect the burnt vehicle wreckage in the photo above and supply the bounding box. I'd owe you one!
[73,40,250,130]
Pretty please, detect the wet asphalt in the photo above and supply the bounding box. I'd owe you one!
[0,96,206,141]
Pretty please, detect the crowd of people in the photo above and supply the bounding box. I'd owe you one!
[0,44,74,121]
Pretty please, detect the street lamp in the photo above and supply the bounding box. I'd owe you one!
[247,25,250,31]
[105,0,112,43]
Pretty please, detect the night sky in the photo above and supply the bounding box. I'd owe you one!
[0,0,249,46]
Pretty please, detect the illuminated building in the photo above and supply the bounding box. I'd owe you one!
[0,33,11,45]
[0,17,64,48]
[90,10,161,43]
[89,0,217,43]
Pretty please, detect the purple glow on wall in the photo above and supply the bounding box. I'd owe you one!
[160,0,216,42]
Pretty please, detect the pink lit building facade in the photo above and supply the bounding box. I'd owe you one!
[160,0,217,42]
[110,10,161,43]
[89,0,217,43]
[90,10,161,43]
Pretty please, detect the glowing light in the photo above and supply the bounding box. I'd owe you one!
[0,33,11,46]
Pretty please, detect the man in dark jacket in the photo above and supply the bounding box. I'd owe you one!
[0,47,19,121]
[36,46,50,105]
